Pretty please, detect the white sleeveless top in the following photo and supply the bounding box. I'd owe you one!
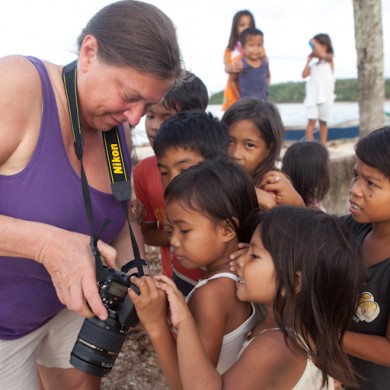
[186,272,259,374]
[304,59,335,107]
[239,328,335,390]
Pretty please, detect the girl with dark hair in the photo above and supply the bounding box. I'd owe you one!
[342,126,390,389]
[129,158,261,389]
[222,10,257,111]
[143,206,363,389]
[282,141,330,210]
[222,98,303,209]
[302,33,335,144]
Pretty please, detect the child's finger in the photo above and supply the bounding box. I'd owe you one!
[229,260,238,272]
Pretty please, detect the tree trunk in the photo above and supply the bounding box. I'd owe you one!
[353,0,385,137]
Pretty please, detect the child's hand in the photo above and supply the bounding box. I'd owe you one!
[260,171,305,207]
[129,199,147,224]
[154,275,192,330]
[255,187,278,210]
[229,242,249,272]
[129,275,168,332]
[231,58,244,74]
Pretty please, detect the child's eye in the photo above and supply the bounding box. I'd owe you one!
[180,229,190,234]
[246,142,255,148]
[250,252,260,260]
[159,170,168,177]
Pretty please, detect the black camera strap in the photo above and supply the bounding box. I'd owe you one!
[62,60,146,281]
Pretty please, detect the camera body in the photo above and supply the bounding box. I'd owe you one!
[70,265,142,377]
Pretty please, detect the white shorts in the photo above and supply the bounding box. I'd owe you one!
[0,308,84,390]
[307,100,333,123]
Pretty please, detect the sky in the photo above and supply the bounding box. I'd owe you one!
[0,0,389,95]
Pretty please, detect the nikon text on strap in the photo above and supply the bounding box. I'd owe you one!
[62,60,147,278]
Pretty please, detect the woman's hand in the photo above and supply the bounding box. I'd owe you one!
[38,228,118,320]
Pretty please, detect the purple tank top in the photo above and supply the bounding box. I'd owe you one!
[0,57,131,339]
[239,57,269,102]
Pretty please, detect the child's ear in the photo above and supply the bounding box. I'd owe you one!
[221,217,238,242]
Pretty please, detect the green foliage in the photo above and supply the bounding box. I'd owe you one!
[210,79,390,104]
[209,90,224,105]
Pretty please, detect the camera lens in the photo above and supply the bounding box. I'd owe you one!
[70,313,127,377]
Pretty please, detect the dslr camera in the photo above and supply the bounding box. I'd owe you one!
[70,262,145,377]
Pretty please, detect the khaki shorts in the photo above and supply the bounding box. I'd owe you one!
[0,308,83,390]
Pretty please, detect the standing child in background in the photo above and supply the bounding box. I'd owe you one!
[236,28,270,102]
[147,206,363,389]
[302,33,335,144]
[152,111,229,295]
[130,158,260,390]
[222,98,303,208]
[222,10,258,111]
[342,127,390,389]
[133,72,208,278]
[282,141,330,211]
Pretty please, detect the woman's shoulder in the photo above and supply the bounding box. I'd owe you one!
[0,56,47,169]
[0,55,42,93]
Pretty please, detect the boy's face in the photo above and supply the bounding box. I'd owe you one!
[157,146,204,189]
[243,34,264,61]
[145,103,177,148]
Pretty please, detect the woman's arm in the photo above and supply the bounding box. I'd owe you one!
[0,56,118,320]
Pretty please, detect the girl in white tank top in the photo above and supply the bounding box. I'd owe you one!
[147,206,364,389]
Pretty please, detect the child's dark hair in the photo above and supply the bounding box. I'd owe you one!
[313,33,334,54]
[163,71,209,113]
[239,27,263,47]
[153,111,229,160]
[221,98,284,185]
[227,10,256,51]
[257,206,364,387]
[355,126,390,177]
[282,141,330,207]
[164,158,259,243]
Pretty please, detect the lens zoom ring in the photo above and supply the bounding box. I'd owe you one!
[79,320,126,353]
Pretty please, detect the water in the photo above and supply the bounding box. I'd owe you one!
[132,101,390,146]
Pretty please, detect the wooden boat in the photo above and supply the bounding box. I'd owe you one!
[284,122,359,142]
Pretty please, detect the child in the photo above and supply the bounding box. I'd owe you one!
[133,72,208,278]
[222,10,257,111]
[302,33,335,144]
[235,28,270,102]
[153,111,229,295]
[282,141,330,210]
[341,126,390,388]
[130,158,261,389]
[146,206,364,389]
[222,98,303,208]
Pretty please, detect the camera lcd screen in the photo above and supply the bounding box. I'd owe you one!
[107,281,128,298]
